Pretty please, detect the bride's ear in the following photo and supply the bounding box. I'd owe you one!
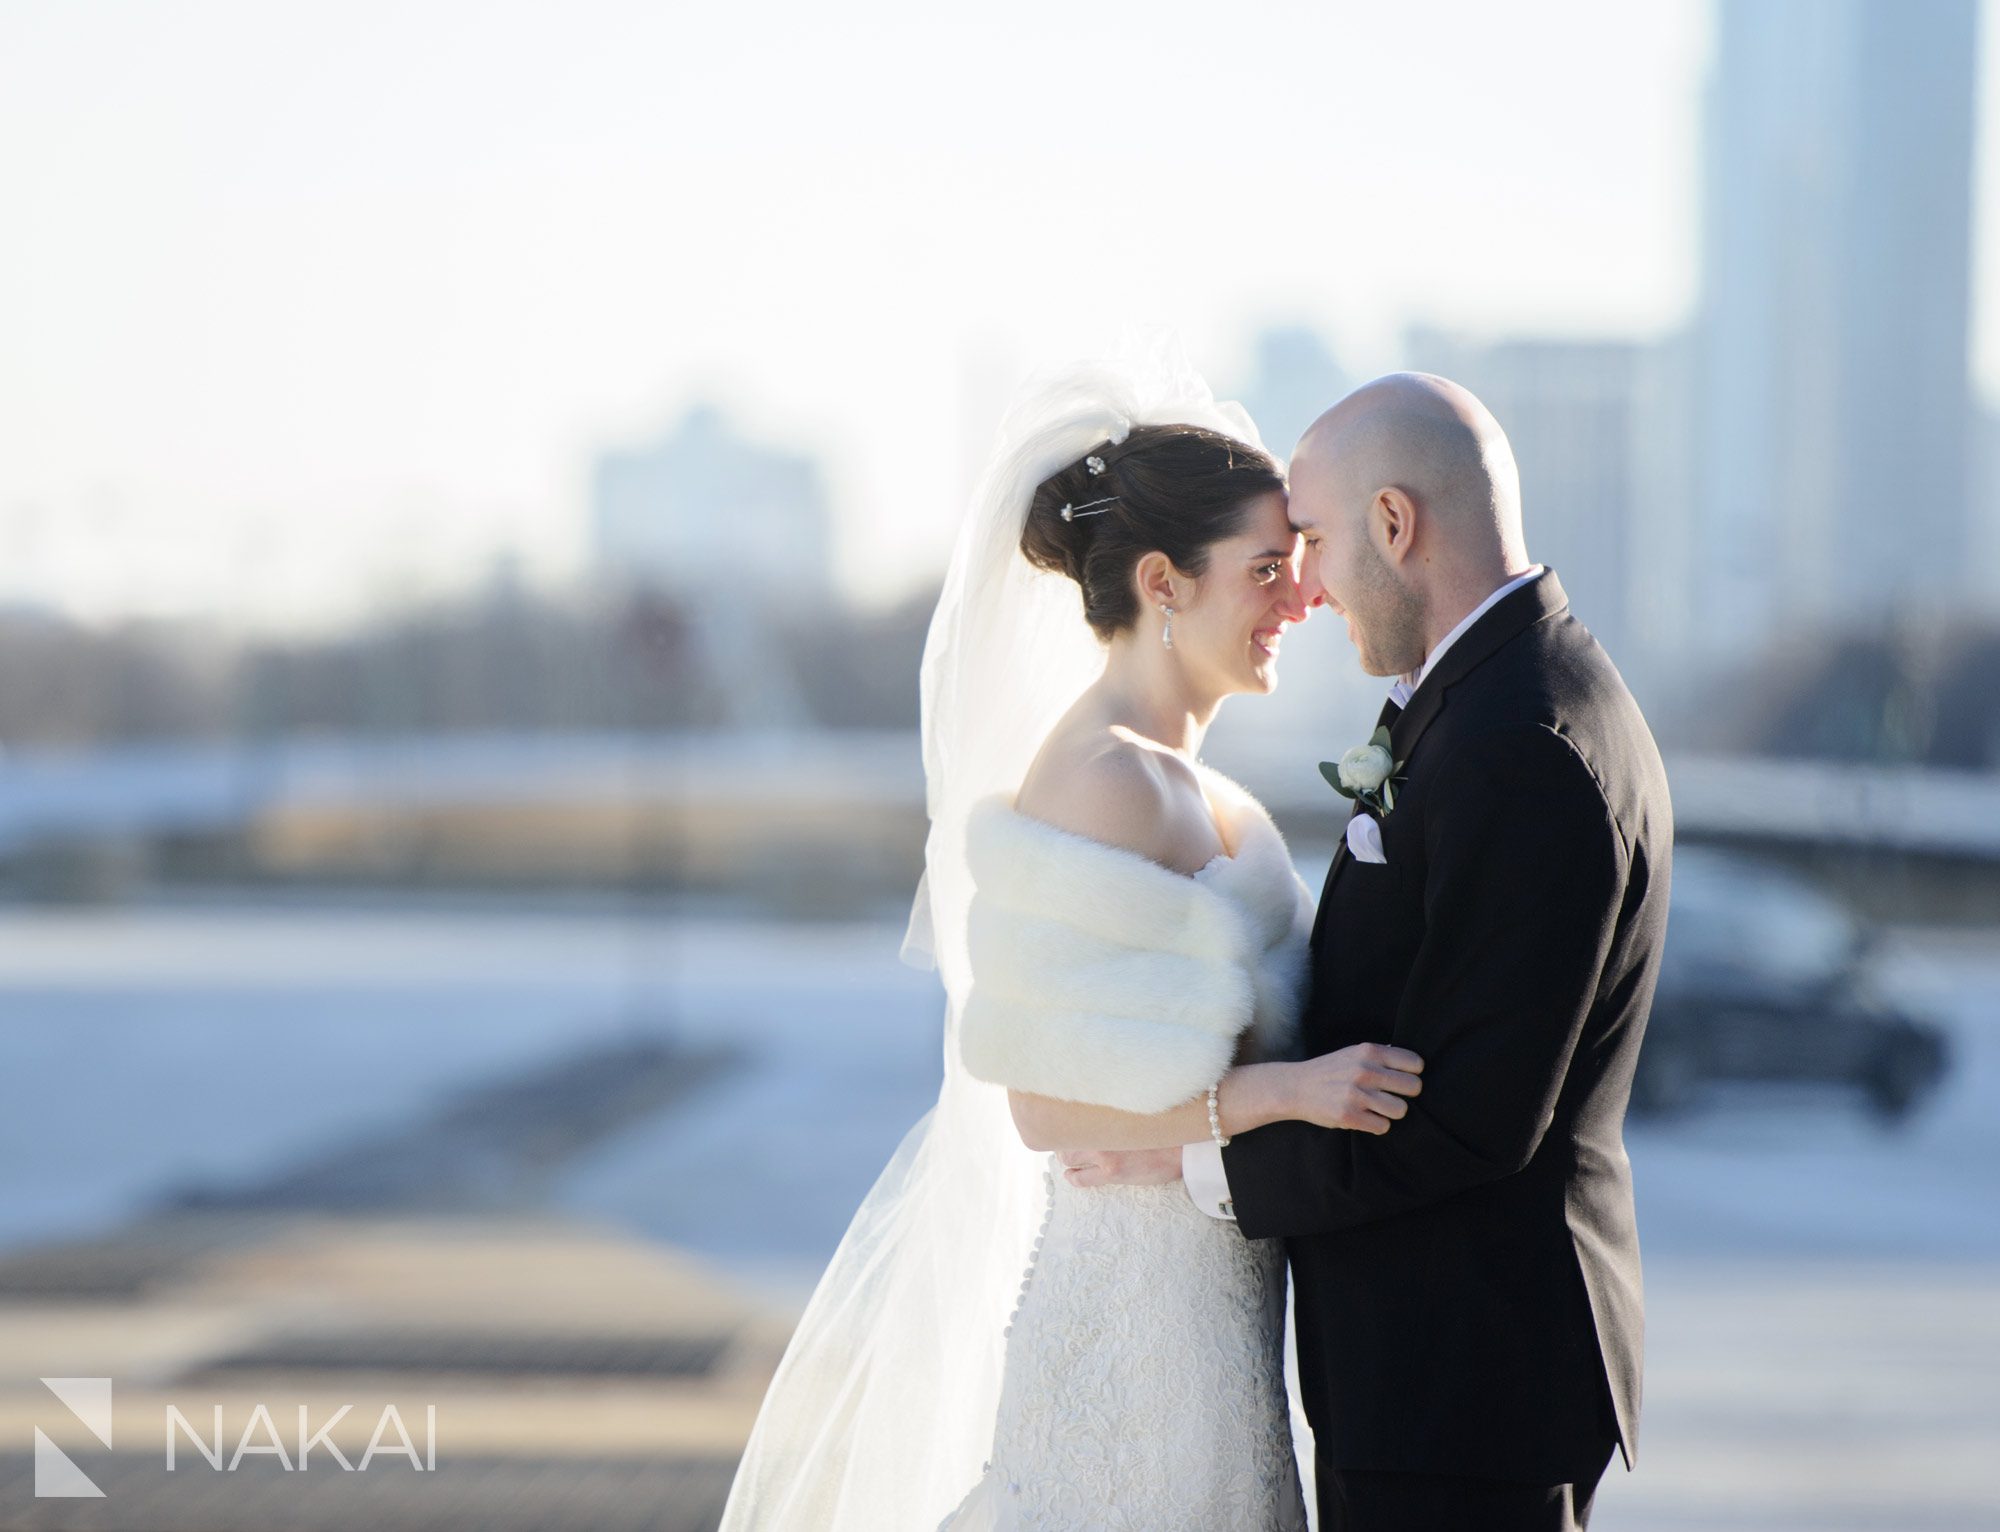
[1132,550,1185,613]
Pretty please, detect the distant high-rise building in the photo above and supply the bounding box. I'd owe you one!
[1975,402,2000,613]
[1235,326,1349,462]
[1692,0,1979,654]
[592,405,832,726]
[592,404,833,603]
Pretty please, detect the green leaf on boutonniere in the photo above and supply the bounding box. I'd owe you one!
[1318,760,1357,799]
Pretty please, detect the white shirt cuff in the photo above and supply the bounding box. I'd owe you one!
[1182,1139,1236,1221]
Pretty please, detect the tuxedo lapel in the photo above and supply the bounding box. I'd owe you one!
[1312,572,1570,929]
[1389,571,1570,767]
[1311,837,1347,948]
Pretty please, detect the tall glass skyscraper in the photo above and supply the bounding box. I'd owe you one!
[1692,0,1979,654]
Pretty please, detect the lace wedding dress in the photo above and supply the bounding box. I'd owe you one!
[939,781,1312,1532]
[941,1149,1304,1531]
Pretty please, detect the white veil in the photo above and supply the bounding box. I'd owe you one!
[718,334,1270,1530]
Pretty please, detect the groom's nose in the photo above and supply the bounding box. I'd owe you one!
[1295,548,1331,611]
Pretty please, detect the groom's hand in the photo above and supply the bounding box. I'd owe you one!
[1059,1146,1184,1188]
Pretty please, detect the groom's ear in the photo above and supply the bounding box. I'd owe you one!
[1374,487,1419,566]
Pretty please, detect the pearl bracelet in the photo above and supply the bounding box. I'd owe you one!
[1206,1084,1230,1148]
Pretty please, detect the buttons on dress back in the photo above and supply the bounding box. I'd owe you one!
[999,1165,1062,1345]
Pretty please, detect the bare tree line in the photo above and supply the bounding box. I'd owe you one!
[0,589,1992,772]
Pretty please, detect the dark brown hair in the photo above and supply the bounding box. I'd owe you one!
[1019,424,1285,639]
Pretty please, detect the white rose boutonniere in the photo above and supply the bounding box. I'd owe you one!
[1319,726,1406,817]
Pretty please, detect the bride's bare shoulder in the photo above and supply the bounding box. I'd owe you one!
[1015,730,1217,876]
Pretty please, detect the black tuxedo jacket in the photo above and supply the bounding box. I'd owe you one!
[1223,570,1671,1483]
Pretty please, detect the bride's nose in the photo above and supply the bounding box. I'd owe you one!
[1273,571,1308,624]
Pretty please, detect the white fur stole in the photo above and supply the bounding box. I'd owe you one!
[958,768,1312,1113]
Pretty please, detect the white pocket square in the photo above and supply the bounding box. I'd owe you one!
[1345,813,1387,864]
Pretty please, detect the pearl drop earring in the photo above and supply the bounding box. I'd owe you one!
[1161,605,1175,649]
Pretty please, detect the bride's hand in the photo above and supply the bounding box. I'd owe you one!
[1284,1043,1425,1134]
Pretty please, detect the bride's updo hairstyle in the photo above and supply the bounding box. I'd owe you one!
[1019,424,1284,640]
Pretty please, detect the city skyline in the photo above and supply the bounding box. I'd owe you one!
[1,1,1997,631]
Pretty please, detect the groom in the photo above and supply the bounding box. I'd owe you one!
[1071,374,1671,1532]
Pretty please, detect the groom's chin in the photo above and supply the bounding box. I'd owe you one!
[1354,641,1417,679]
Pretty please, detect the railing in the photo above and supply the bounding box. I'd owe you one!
[0,732,1994,863]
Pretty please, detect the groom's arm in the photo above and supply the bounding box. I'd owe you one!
[1222,723,1626,1241]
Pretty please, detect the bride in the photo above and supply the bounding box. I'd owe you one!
[719,343,1426,1530]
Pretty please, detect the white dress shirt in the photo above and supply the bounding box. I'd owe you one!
[1182,567,1547,1220]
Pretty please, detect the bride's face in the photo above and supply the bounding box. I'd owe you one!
[1175,491,1307,696]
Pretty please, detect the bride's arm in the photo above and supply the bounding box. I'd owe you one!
[1008,1062,1295,1152]
[1009,1043,1424,1152]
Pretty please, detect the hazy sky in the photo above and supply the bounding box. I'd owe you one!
[2,0,1995,629]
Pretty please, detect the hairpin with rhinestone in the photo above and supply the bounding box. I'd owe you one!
[1059,495,1118,522]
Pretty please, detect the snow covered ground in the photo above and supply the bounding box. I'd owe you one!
[0,902,1993,1528]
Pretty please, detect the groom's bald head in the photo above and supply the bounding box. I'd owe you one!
[1288,373,1531,676]
[1292,373,1525,570]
